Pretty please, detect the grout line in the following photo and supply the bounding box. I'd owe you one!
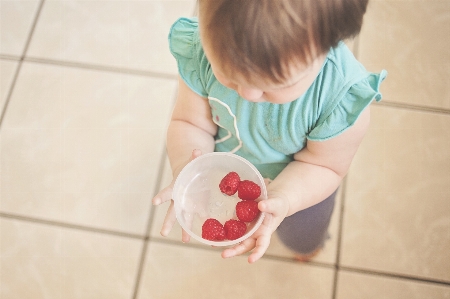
[23,56,178,80]
[352,32,450,117]
[329,177,450,290]
[21,0,46,58]
[2,211,449,288]
[147,235,450,289]
[331,177,348,299]
[150,237,336,269]
[131,78,179,299]
[0,60,22,128]
[130,234,150,299]
[6,56,450,117]
[0,0,45,128]
[373,101,450,115]
[0,212,146,240]
[130,144,169,299]
[152,237,450,288]
[339,266,450,287]
[333,270,341,298]
[0,55,21,62]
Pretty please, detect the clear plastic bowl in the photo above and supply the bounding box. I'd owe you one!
[172,152,267,246]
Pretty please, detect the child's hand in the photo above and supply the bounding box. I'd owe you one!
[221,191,290,263]
[152,149,203,243]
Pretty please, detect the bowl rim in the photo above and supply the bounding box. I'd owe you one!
[172,152,267,246]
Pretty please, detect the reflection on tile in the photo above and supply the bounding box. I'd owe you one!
[336,270,450,299]
[1,62,176,235]
[0,218,142,299]
[137,242,334,299]
[28,0,197,74]
[0,0,40,56]
[359,1,450,109]
[0,59,18,108]
[341,106,450,281]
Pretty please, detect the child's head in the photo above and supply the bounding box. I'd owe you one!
[199,0,369,103]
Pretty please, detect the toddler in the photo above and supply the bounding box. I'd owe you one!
[152,0,387,263]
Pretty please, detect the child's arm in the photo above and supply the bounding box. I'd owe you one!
[152,77,217,241]
[222,108,371,263]
[166,77,217,173]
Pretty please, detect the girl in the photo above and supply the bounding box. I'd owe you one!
[152,0,386,263]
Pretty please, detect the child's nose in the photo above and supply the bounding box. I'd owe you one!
[237,86,264,102]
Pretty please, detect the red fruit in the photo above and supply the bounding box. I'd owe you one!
[219,172,241,196]
[224,219,247,240]
[202,218,226,241]
[236,200,260,222]
[237,180,261,201]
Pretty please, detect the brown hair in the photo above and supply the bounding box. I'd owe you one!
[199,0,369,84]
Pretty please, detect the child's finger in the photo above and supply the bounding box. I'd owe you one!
[221,238,256,259]
[160,201,176,237]
[258,198,288,218]
[152,185,173,205]
[191,149,202,159]
[153,149,202,206]
[248,234,271,263]
[181,229,191,243]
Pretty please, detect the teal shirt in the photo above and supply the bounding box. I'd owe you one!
[169,18,387,180]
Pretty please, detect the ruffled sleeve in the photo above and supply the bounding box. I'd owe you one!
[307,70,387,141]
[168,18,209,97]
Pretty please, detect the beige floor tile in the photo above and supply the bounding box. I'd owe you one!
[1,62,176,235]
[336,270,450,299]
[0,0,40,56]
[151,155,342,264]
[0,59,18,108]
[137,242,334,299]
[341,105,450,281]
[0,218,142,299]
[359,1,450,109]
[27,0,197,74]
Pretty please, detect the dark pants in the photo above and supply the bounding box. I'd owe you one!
[276,190,337,254]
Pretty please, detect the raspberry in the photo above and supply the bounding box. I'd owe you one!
[236,200,260,222]
[224,219,247,240]
[219,172,241,196]
[237,180,261,201]
[202,218,226,241]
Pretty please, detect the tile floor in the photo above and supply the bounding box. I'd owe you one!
[1,0,449,298]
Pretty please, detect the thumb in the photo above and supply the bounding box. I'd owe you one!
[191,149,202,160]
[258,197,289,218]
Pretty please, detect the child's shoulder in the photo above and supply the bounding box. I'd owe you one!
[169,17,201,54]
[168,17,213,98]
[306,43,387,141]
[324,42,368,80]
